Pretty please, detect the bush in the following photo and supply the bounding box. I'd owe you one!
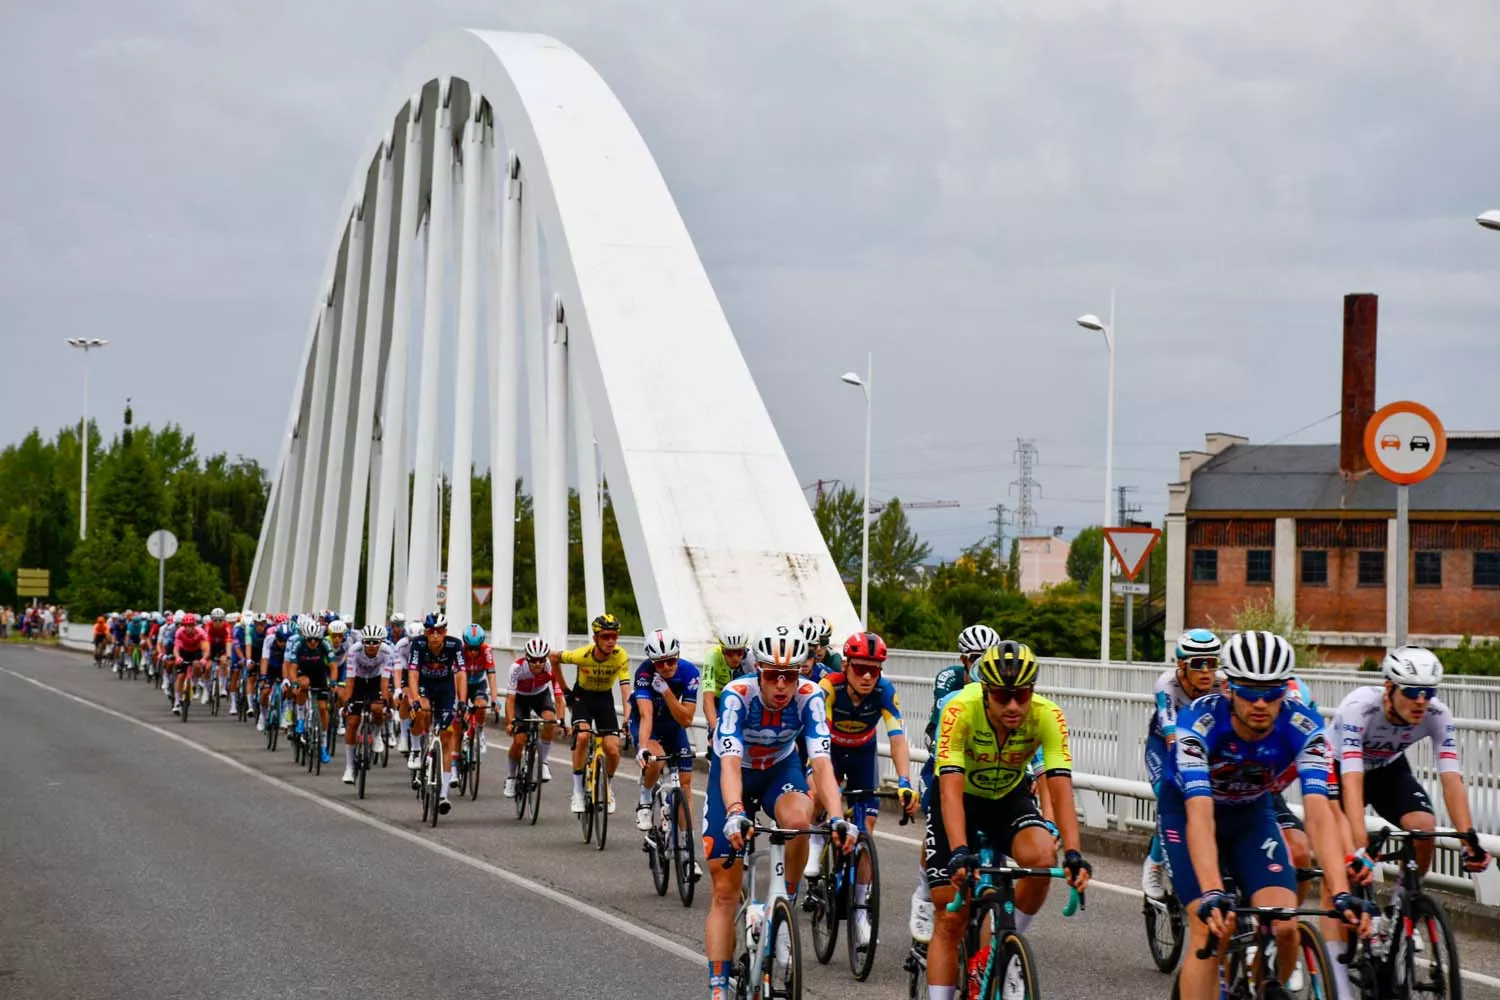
[1439,636,1500,677]
[1209,595,1322,668]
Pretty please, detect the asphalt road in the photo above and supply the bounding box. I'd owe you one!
[2,641,1497,1000]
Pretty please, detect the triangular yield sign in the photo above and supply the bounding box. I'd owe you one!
[473,586,493,607]
[1103,526,1160,581]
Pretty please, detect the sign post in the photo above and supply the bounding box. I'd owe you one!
[1103,526,1161,663]
[146,529,179,614]
[1364,401,1447,646]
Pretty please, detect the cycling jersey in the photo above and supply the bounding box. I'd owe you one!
[127,618,146,640]
[206,620,232,651]
[631,659,701,730]
[1332,685,1460,775]
[805,659,836,685]
[285,635,335,688]
[110,619,127,641]
[699,645,750,699]
[934,684,1072,800]
[261,631,287,669]
[508,657,563,697]
[409,636,464,689]
[392,635,415,670]
[174,625,208,655]
[1171,694,1329,805]
[345,643,393,680]
[460,643,494,685]
[925,664,968,744]
[559,643,630,692]
[819,672,904,749]
[715,675,831,769]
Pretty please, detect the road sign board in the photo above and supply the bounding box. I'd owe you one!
[1364,401,1446,485]
[16,568,50,597]
[434,585,448,607]
[1103,526,1160,581]
[146,529,179,560]
[473,586,493,607]
[1111,581,1150,596]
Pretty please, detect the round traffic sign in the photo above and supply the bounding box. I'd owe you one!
[1364,401,1447,485]
[146,529,179,560]
[434,585,448,607]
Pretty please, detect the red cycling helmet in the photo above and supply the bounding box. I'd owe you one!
[842,631,888,662]
[181,613,199,627]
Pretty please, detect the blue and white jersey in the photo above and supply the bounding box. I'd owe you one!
[715,675,831,770]
[231,623,245,660]
[1170,693,1330,805]
[1151,669,1195,742]
[632,659,701,729]
[262,630,288,669]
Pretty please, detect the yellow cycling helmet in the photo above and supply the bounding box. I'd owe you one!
[975,640,1039,689]
[591,612,622,634]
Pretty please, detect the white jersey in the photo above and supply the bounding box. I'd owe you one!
[1332,685,1460,775]
[346,643,393,680]
[392,636,415,670]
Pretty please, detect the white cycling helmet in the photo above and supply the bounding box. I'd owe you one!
[389,612,406,625]
[407,623,424,638]
[299,619,326,640]
[226,612,241,623]
[173,611,185,625]
[523,637,552,660]
[328,620,348,636]
[957,623,1002,656]
[210,607,225,621]
[643,627,682,662]
[360,624,388,643]
[1175,628,1223,660]
[798,615,833,645]
[1220,630,1296,683]
[1381,645,1443,687]
[718,628,749,652]
[754,625,810,667]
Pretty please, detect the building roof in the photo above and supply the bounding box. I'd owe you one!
[1187,437,1500,514]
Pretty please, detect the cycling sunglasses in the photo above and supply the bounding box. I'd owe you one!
[1397,685,1437,701]
[846,661,882,678]
[984,684,1034,705]
[758,667,800,685]
[1180,656,1219,671]
[1228,681,1288,703]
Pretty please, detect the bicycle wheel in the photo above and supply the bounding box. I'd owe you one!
[983,930,1040,1000]
[1405,893,1462,1000]
[1144,892,1186,973]
[426,742,442,828]
[356,724,370,800]
[266,701,279,752]
[469,737,482,800]
[526,740,543,826]
[1277,919,1335,1000]
[809,844,839,965]
[847,835,880,981]
[580,756,596,844]
[672,789,697,907]
[905,942,927,1000]
[210,676,220,717]
[764,896,802,1000]
[650,801,671,897]
[593,754,609,851]
[179,684,190,723]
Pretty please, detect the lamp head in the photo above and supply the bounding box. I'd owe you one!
[1075,314,1106,332]
[840,372,864,388]
[1477,209,1500,231]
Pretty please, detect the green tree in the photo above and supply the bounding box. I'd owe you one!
[813,485,863,580]
[869,498,931,587]
[1213,595,1321,668]
[1066,525,1104,588]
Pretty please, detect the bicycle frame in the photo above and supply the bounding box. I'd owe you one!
[731,824,816,998]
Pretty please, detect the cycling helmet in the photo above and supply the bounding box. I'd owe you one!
[328,620,348,636]
[360,624,388,643]
[181,613,198,627]
[975,640,1039,688]
[173,612,185,625]
[1220,630,1296,683]
[275,623,293,641]
[389,612,406,625]
[843,631,889,662]
[462,624,486,647]
[210,607,225,621]
[799,614,834,645]
[255,612,269,624]
[1175,628,1223,661]
[274,613,290,624]
[321,609,339,624]
[643,628,682,662]
[523,637,552,660]
[718,628,749,652]
[957,624,1002,657]
[754,625,810,667]
[591,612,622,634]
[408,623,424,638]
[424,612,448,631]
[299,619,326,640]
[1381,645,1443,687]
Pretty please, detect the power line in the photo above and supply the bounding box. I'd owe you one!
[1011,439,1040,536]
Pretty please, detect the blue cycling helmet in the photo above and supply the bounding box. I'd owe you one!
[462,624,486,647]
[1175,628,1222,661]
[275,623,294,642]
[423,612,448,631]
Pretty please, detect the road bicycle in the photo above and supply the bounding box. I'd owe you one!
[640,748,700,906]
[578,726,620,850]
[348,704,379,799]
[725,822,821,1000]
[416,724,450,827]
[455,702,484,801]
[805,787,911,981]
[208,668,225,717]
[1143,856,1188,974]
[941,834,1085,1000]
[509,716,547,824]
[1171,869,1343,1000]
[263,681,283,752]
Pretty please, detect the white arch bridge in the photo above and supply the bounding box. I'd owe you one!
[244,29,855,648]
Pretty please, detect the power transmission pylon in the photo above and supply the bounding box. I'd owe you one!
[1010,439,1040,537]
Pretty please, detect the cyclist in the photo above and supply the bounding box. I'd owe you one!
[339,624,393,784]
[125,610,148,674]
[257,622,292,733]
[171,613,209,715]
[199,608,230,705]
[1332,645,1492,878]
[1165,630,1368,1000]
[91,615,108,662]
[283,618,336,764]
[386,612,406,648]
[327,619,350,733]
[698,627,751,739]
[394,622,422,762]
[631,628,701,832]
[108,612,127,666]
[807,629,917,948]
[504,637,564,797]
[799,614,840,682]
[459,624,497,758]
[926,641,1091,1000]
[1141,628,1223,899]
[550,612,632,815]
[157,613,179,702]
[909,622,1001,943]
[704,625,853,1000]
[406,613,467,812]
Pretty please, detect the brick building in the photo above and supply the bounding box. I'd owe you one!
[1164,294,1500,665]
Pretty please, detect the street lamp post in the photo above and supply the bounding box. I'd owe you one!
[1476,209,1500,231]
[840,355,873,629]
[1076,298,1116,663]
[65,338,109,540]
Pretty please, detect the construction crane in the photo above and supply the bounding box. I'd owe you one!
[868,499,959,514]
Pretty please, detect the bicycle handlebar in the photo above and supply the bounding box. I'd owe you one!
[1196,905,1366,960]
[945,866,1084,917]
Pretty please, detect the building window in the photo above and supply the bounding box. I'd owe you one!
[1246,549,1273,584]
[1414,551,1442,588]
[1301,550,1328,586]
[1192,549,1218,583]
[1476,551,1500,589]
[1358,550,1385,587]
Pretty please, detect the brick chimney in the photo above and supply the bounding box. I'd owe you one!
[1340,293,1378,477]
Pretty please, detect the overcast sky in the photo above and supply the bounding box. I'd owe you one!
[3,1,1499,558]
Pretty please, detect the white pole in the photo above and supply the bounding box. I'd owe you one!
[447,103,484,637]
[490,148,521,646]
[1395,484,1410,645]
[859,352,873,629]
[545,299,570,645]
[158,553,166,615]
[1099,291,1117,663]
[80,351,90,540]
[573,368,605,620]
[314,209,365,610]
[519,199,550,642]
